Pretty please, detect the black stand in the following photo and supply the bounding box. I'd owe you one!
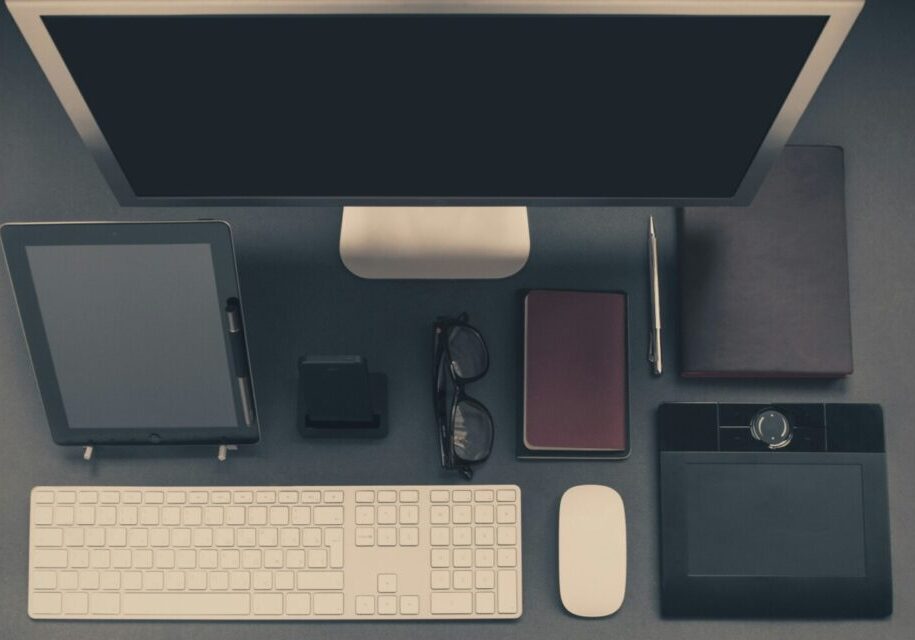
[296,356,388,438]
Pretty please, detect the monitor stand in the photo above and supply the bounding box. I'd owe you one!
[339,207,530,279]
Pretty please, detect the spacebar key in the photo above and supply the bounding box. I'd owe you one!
[430,592,473,614]
[123,593,250,616]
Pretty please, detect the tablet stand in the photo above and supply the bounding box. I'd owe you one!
[80,443,241,462]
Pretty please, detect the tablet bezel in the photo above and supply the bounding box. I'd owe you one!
[1,220,259,446]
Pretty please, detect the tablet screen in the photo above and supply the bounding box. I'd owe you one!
[25,243,238,429]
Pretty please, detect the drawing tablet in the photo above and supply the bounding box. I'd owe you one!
[658,403,891,618]
[1,221,258,446]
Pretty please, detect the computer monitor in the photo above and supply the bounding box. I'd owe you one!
[8,0,863,277]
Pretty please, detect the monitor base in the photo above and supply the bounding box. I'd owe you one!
[340,206,530,279]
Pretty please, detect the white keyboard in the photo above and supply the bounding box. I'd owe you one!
[28,485,522,620]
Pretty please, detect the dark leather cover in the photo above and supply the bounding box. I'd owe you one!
[520,290,628,457]
[679,145,852,377]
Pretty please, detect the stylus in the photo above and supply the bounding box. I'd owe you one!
[648,217,663,376]
[226,301,256,426]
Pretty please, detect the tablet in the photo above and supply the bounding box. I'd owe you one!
[658,403,892,618]
[1,221,258,446]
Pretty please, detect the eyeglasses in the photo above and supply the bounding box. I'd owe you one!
[433,313,494,480]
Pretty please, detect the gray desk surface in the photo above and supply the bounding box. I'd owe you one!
[1,2,913,639]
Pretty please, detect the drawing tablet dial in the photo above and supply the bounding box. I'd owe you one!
[750,409,793,449]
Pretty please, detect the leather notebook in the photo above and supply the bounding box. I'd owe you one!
[518,290,629,460]
[679,145,853,378]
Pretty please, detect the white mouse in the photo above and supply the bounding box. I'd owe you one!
[559,484,626,617]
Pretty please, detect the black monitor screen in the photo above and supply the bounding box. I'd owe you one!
[43,14,826,199]
[25,244,239,429]
[685,463,867,578]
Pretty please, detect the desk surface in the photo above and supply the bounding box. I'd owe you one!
[1,1,914,639]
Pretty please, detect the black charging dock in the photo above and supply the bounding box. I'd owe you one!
[297,356,388,439]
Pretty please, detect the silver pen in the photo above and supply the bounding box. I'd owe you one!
[648,216,663,375]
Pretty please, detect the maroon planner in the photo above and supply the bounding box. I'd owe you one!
[519,290,629,459]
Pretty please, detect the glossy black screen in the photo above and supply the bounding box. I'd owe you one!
[44,14,826,199]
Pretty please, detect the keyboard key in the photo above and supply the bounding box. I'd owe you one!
[286,593,310,614]
[497,489,516,502]
[33,491,55,504]
[400,595,419,615]
[377,595,397,615]
[430,570,450,589]
[297,571,343,590]
[33,528,63,547]
[474,490,494,502]
[326,528,344,567]
[497,571,518,613]
[431,592,473,614]
[453,570,472,590]
[118,505,138,524]
[234,492,254,504]
[453,549,473,567]
[452,505,472,524]
[399,490,419,503]
[33,550,68,568]
[377,490,397,503]
[302,528,322,546]
[474,504,495,524]
[30,592,62,615]
[89,592,120,615]
[230,571,250,590]
[430,490,450,503]
[497,505,516,524]
[497,548,517,567]
[123,593,249,616]
[431,549,450,568]
[453,527,472,546]
[475,548,495,567]
[209,571,229,590]
[323,490,344,503]
[32,571,56,590]
[399,527,419,546]
[355,490,375,503]
[58,571,78,590]
[53,506,74,525]
[431,527,450,546]
[314,506,343,525]
[75,506,95,525]
[377,505,397,524]
[355,595,375,614]
[452,490,472,503]
[63,592,89,615]
[476,591,496,614]
[430,506,450,524]
[300,491,321,503]
[255,491,276,504]
[33,506,53,525]
[475,570,494,589]
[166,491,186,504]
[313,593,344,615]
[308,549,328,568]
[355,528,375,546]
[377,528,397,547]
[269,506,289,525]
[291,506,311,525]
[165,572,184,590]
[145,492,164,504]
[212,492,230,504]
[355,506,374,525]
[57,491,76,504]
[265,548,285,568]
[498,526,517,546]
[400,505,419,524]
